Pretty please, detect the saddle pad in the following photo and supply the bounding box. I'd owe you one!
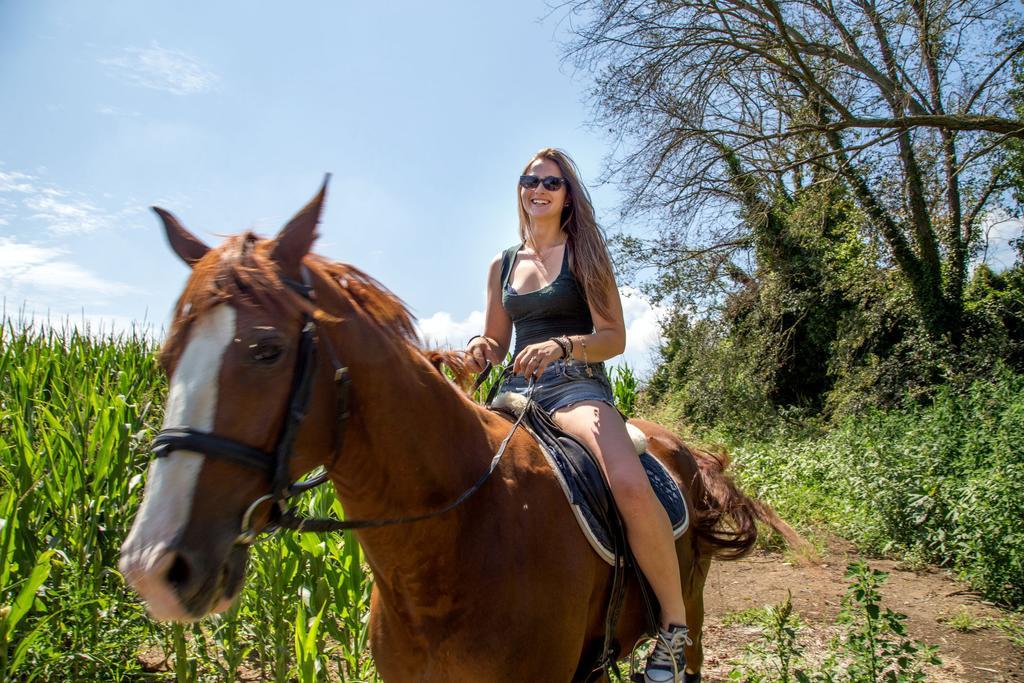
[496,406,689,566]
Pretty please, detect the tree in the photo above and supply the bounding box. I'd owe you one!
[564,0,1023,343]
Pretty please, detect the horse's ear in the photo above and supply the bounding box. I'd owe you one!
[153,207,210,267]
[272,174,329,268]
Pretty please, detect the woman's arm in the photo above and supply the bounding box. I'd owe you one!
[466,252,512,372]
[571,280,626,363]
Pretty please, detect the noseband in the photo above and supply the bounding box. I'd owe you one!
[149,269,525,545]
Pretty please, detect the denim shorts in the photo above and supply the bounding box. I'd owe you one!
[496,359,616,414]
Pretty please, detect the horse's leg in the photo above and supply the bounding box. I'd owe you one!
[680,552,711,681]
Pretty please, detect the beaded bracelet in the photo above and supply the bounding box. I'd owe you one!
[549,336,570,359]
[558,335,574,359]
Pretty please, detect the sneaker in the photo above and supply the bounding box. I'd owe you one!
[643,623,690,683]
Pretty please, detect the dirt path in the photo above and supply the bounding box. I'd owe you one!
[699,542,1023,682]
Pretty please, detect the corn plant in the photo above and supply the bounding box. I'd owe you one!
[294,601,328,682]
[609,363,639,418]
[1,316,378,681]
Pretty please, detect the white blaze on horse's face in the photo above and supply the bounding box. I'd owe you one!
[119,305,236,621]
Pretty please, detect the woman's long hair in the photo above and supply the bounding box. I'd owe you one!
[517,148,616,321]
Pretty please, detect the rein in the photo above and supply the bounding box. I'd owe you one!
[150,273,528,545]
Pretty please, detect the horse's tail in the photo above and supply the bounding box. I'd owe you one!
[686,445,812,561]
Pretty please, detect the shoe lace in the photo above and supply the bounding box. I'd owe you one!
[648,626,691,667]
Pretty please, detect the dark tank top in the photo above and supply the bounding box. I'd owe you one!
[500,243,594,358]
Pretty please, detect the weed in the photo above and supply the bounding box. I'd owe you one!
[942,607,984,633]
[723,606,774,628]
[727,591,810,683]
[993,613,1024,647]
[825,562,941,682]
[727,565,941,683]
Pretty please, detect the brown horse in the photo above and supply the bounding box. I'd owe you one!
[119,180,804,682]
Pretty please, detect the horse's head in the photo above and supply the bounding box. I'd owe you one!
[119,179,339,621]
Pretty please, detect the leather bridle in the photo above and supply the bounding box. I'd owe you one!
[151,273,350,544]
[149,269,524,545]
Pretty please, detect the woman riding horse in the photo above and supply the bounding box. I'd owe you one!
[465,148,690,682]
[119,173,804,682]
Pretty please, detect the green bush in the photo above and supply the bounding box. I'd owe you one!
[643,314,777,436]
[729,368,1024,607]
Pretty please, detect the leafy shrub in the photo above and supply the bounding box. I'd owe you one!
[730,369,1024,606]
[643,314,777,437]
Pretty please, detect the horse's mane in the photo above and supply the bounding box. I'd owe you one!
[161,232,475,389]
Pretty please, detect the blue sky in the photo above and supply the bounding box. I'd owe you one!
[0,1,668,374]
[4,3,1019,378]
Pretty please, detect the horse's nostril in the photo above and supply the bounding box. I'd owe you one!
[165,552,191,590]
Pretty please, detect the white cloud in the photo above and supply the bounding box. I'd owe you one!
[0,165,141,235]
[417,309,485,347]
[0,170,36,193]
[95,104,142,117]
[25,192,110,235]
[414,287,667,377]
[100,43,220,95]
[615,286,667,376]
[0,237,133,296]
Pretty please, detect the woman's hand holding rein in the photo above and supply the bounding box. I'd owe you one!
[469,331,594,378]
[511,339,567,379]
[465,334,500,373]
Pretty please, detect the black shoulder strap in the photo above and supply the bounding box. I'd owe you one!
[499,243,521,290]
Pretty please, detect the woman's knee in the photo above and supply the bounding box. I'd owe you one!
[605,463,654,510]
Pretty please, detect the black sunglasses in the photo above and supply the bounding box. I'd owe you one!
[519,175,566,191]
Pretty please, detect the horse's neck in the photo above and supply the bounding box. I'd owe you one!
[329,328,493,527]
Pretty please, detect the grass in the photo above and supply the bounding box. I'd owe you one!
[993,613,1024,647]
[722,606,777,628]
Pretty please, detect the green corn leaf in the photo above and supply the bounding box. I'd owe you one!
[4,550,54,633]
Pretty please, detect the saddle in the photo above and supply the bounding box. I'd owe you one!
[489,390,691,681]
[491,392,689,565]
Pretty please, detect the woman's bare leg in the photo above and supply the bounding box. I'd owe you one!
[553,401,686,628]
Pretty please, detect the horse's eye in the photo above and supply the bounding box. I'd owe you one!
[249,339,284,363]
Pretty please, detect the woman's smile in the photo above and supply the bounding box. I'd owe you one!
[521,158,566,220]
